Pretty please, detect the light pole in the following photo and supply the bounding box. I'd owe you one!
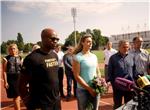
[144,23,147,38]
[71,8,77,46]
[136,24,140,35]
[127,25,130,39]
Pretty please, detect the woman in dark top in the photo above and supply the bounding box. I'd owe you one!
[2,43,23,110]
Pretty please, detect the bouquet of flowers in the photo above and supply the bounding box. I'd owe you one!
[86,76,107,110]
[90,76,107,95]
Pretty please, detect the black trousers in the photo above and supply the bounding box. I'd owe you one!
[112,84,133,109]
[58,67,64,96]
[65,70,77,96]
[27,100,62,110]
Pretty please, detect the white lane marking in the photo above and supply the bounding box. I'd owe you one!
[100,100,112,105]
[1,100,23,110]
[1,104,14,110]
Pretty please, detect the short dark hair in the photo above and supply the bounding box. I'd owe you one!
[118,40,128,48]
[133,37,138,42]
[132,36,142,42]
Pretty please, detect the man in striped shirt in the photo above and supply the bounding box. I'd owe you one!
[129,36,150,79]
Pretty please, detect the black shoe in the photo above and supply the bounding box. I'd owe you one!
[74,95,77,98]
[66,95,71,101]
[67,93,72,97]
[60,95,66,98]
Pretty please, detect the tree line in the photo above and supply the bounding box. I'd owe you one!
[1,29,108,54]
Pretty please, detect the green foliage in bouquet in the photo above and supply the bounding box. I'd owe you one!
[86,100,94,110]
[89,76,107,95]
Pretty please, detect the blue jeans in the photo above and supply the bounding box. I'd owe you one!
[76,88,100,110]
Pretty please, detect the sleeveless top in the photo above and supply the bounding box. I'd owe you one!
[6,55,22,74]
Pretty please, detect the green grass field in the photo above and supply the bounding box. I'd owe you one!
[92,50,105,76]
[92,50,104,63]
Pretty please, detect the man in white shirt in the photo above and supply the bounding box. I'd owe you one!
[103,41,117,91]
[54,44,65,98]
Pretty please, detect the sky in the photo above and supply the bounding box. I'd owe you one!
[1,0,150,44]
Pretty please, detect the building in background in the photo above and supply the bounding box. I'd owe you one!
[109,30,150,49]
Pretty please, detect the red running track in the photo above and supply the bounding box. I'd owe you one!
[1,64,113,110]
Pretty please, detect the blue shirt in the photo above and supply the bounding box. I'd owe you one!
[107,52,134,83]
[74,52,98,89]
[129,49,150,76]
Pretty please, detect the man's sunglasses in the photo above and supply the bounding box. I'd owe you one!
[49,37,59,42]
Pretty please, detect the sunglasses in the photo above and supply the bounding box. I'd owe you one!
[49,37,59,42]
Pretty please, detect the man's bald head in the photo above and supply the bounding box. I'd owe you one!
[40,28,59,50]
[41,28,59,40]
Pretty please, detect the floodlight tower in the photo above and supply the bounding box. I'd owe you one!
[71,8,77,46]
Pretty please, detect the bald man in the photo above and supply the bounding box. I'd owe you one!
[19,28,61,110]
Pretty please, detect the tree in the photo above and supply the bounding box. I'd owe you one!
[64,29,108,50]
[85,29,92,34]
[1,42,7,54]
[101,36,109,46]
[37,41,42,47]
[64,31,80,47]
[7,40,17,45]
[24,43,33,53]
[92,29,102,50]
[17,33,24,51]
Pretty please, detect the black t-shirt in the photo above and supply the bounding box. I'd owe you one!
[22,49,59,107]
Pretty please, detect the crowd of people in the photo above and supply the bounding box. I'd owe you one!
[2,27,150,110]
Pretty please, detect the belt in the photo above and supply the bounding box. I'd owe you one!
[105,65,108,67]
